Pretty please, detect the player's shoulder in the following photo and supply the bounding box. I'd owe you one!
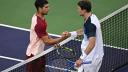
[90,14,98,22]
[31,14,39,29]
[90,14,100,27]
[31,14,37,23]
[32,14,37,19]
[32,14,43,24]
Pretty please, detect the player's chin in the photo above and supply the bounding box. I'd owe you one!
[43,12,48,15]
[45,12,48,15]
[44,13,48,15]
[45,13,48,15]
[79,14,83,16]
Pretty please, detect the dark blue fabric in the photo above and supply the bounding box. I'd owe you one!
[84,17,96,39]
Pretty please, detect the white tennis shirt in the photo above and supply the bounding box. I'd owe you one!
[81,14,104,62]
[26,14,48,56]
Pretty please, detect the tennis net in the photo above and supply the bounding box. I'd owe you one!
[99,4,128,72]
[2,3,128,72]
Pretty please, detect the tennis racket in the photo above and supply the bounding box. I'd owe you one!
[47,46,76,72]
[48,59,92,72]
[67,60,92,72]
[56,46,76,59]
[47,59,67,72]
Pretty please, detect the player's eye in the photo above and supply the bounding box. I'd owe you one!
[45,6,49,8]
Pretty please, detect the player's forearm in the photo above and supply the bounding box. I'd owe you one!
[80,37,96,60]
[44,37,64,45]
[85,37,96,55]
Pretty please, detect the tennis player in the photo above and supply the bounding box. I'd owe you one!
[68,0,104,72]
[26,0,69,72]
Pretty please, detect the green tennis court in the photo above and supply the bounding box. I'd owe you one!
[0,0,128,34]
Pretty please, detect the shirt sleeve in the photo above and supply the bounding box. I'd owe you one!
[84,23,96,38]
[35,23,47,38]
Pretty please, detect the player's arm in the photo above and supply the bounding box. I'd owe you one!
[85,37,96,54]
[35,23,69,45]
[80,23,96,60]
[75,24,96,67]
[41,35,67,45]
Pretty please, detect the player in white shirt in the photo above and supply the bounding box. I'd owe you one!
[68,0,104,72]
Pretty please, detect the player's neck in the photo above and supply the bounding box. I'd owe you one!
[36,12,45,20]
[83,12,92,21]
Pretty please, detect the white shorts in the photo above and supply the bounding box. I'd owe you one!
[78,57,103,72]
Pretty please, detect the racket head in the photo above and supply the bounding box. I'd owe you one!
[47,59,68,72]
[57,46,76,59]
[47,59,77,72]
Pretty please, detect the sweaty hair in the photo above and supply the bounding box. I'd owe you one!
[77,0,92,12]
[35,0,48,10]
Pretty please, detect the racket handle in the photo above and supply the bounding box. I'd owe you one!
[82,61,92,64]
[68,60,92,65]
[74,61,92,70]
[74,61,92,67]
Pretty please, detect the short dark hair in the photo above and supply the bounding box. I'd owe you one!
[35,0,48,10]
[77,0,92,12]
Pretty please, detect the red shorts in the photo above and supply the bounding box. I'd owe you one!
[26,54,46,72]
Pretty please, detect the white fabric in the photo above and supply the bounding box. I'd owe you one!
[78,57,103,72]
[26,14,45,56]
[80,51,87,60]
[70,31,77,38]
[79,14,104,72]
[80,14,104,62]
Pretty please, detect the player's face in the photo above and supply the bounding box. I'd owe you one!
[41,4,49,15]
[77,6,85,16]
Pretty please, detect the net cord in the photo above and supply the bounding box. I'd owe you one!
[100,4,128,23]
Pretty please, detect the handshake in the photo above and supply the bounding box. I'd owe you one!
[54,31,77,48]
[61,31,71,40]
[60,31,77,40]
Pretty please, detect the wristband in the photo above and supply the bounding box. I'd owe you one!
[70,31,77,38]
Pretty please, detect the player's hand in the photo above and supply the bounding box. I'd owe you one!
[75,59,83,68]
[62,31,71,37]
[61,31,70,40]
[54,44,60,48]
